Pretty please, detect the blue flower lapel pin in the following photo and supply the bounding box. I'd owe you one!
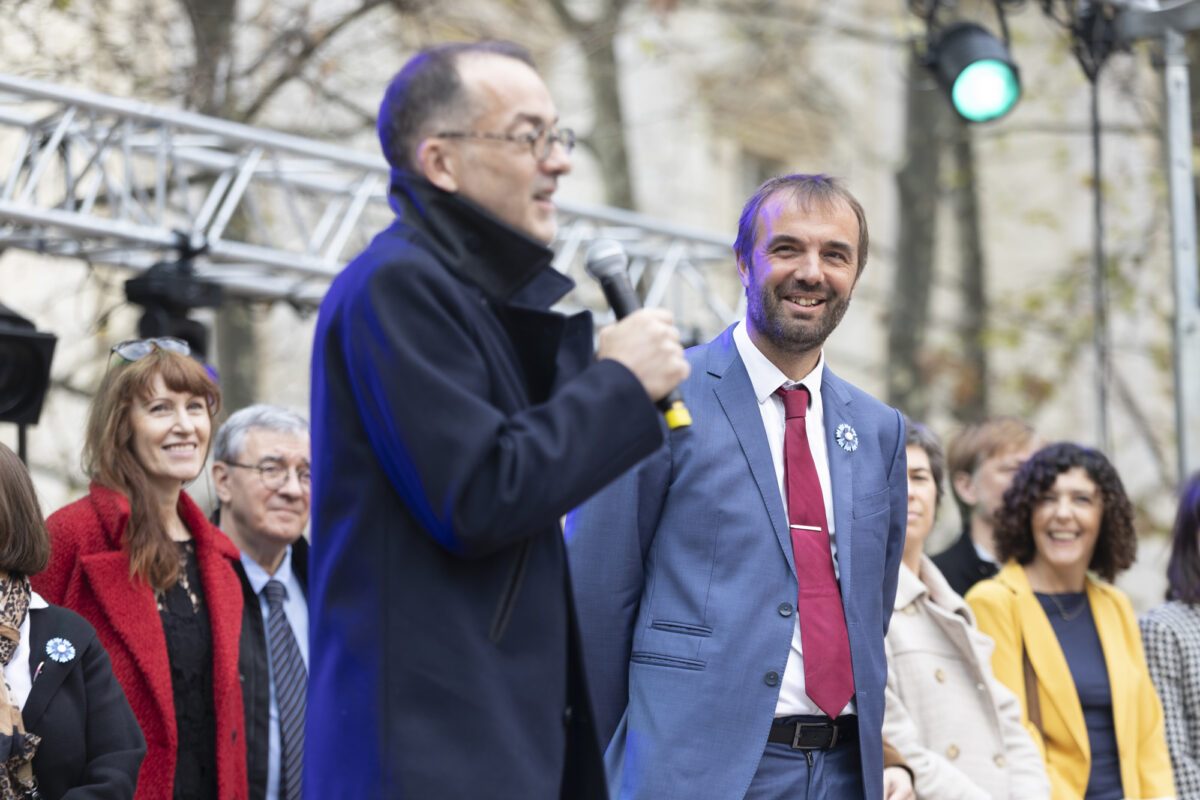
[45,637,75,664]
[835,423,859,453]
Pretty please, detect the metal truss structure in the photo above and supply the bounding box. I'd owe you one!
[0,73,739,337]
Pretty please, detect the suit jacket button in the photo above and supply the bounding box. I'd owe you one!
[563,706,574,727]
[946,744,959,760]
[993,754,1006,768]
[778,603,793,617]
[764,671,780,687]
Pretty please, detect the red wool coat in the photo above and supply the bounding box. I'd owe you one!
[34,483,247,800]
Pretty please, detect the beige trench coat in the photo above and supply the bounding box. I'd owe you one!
[883,556,1049,799]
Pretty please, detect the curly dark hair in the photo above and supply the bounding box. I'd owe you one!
[993,442,1137,582]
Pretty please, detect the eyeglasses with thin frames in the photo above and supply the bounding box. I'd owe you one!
[106,337,192,374]
[223,460,312,493]
[110,337,191,362]
[432,126,575,163]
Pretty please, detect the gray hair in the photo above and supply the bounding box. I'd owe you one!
[213,404,309,464]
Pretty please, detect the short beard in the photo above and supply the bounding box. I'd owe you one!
[747,281,850,355]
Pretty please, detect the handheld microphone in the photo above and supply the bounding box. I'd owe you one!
[585,239,692,430]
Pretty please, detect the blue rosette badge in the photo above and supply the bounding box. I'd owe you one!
[45,637,76,663]
[835,423,859,453]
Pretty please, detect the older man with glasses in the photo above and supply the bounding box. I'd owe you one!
[211,405,310,800]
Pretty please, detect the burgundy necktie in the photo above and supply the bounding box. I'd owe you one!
[776,385,855,718]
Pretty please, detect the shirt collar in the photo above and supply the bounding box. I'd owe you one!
[973,540,997,565]
[732,318,826,407]
[240,546,294,596]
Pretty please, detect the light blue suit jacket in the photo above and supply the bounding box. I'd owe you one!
[566,325,907,800]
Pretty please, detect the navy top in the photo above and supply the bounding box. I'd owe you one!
[1036,592,1123,800]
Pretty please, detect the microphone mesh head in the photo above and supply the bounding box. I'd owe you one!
[584,239,629,281]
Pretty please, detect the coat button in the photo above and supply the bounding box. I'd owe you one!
[563,706,574,727]
[764,671,780,687]
[994,754,1006,768]
[778,603,794,617]
[976,682,986,692]
[946,744,959,760]
[934,668,946,683]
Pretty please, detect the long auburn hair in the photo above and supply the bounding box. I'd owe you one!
[83,349,220,590]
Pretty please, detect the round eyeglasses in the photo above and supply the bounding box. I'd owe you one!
[432,126,575,163]
[224,460,312,492]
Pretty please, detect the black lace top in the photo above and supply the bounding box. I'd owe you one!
[158,541,217,800]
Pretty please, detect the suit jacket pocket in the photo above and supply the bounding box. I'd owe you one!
[630,652,706,670]
[649,620,713,637]
[852,487,890,519]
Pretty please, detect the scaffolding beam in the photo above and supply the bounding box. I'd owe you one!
[0,72,737,337]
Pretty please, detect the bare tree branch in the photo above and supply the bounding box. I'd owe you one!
[236,0,391,123]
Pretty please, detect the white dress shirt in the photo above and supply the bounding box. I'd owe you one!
[5,590,49,712]
[241,547,309,800]
[733,320,854,718]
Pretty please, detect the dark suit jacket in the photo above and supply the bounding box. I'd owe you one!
[25,603,146,800]
[233,538,308,800]
[307,173,664,799]
[931,530,998,598]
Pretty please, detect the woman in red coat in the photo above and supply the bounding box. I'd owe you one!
[34,340,246,800]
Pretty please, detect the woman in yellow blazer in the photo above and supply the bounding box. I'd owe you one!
[967,443,1174,800]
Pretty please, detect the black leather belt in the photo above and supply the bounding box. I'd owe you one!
[767,715,858,750]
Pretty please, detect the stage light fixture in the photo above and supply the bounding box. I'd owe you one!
[125,259,222,362]
[0,303,57,425]
[930,22,1021,123]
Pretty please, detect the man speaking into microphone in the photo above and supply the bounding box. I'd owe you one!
[307,40,688,799]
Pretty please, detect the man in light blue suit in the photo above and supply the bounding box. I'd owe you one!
[567,174,907,800]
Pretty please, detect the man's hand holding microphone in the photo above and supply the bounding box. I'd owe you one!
[587,240,692,429]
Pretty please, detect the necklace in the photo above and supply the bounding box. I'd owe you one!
[1045,592,1087,622]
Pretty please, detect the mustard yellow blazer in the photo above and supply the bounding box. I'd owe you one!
[967,562,1175,800]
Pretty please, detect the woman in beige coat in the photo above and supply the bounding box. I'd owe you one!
[883,419,1049,799]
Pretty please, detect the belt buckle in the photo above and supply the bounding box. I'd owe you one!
[790,721,836,750]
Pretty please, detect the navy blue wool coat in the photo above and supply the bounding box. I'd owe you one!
[306,173,664,799]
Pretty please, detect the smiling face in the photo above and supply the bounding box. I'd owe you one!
[738,191,859,375]
[1029,467,1104,579]
[129,374,211,490]
[431,53,570,244]
[214,428,311,570]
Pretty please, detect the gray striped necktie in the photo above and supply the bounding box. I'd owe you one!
[263,579,306,800]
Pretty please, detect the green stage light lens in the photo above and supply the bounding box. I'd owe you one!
[951,59,1020,122]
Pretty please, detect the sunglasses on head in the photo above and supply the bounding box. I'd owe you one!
[109,337,191,363]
